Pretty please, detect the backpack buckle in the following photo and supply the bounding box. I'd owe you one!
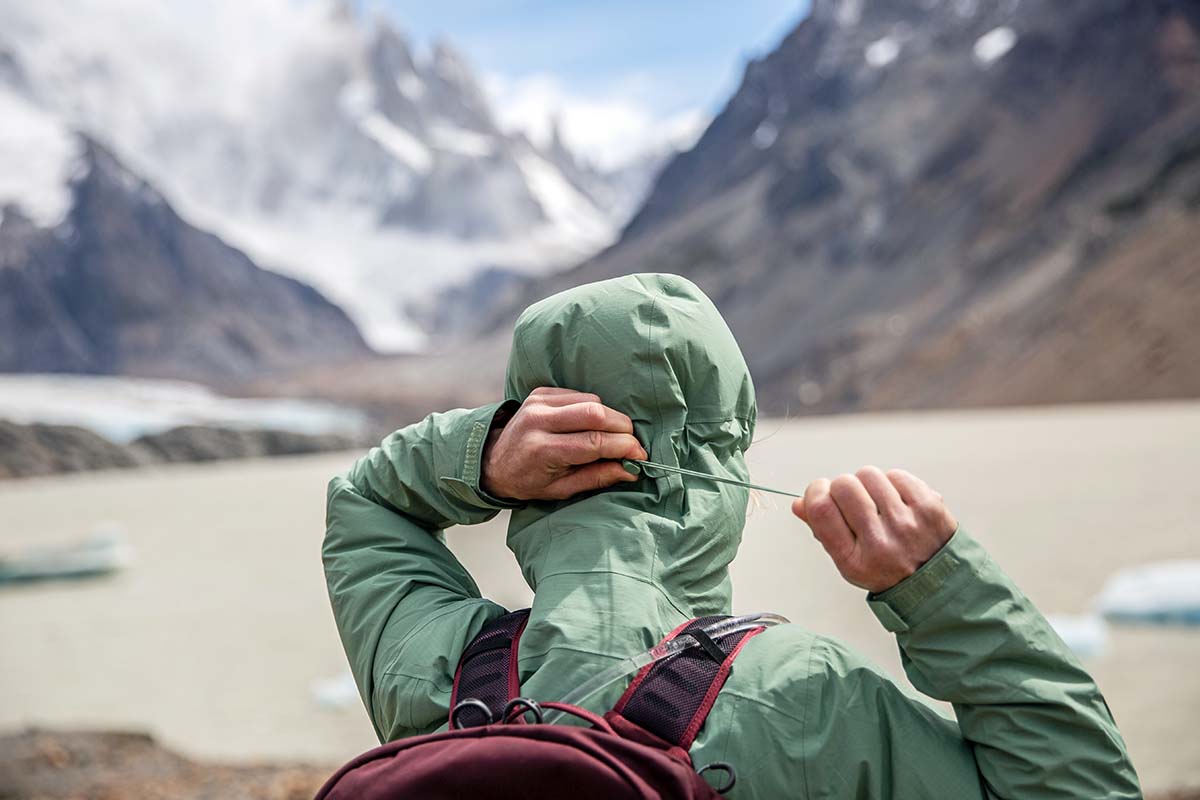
[450,698,494,729]
[503,697,544,724]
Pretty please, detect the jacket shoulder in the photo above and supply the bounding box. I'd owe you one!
[719,623,826,717]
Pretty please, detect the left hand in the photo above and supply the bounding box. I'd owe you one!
[481,387,647,501]
[791,466,958,593]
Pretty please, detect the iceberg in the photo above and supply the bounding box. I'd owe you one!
[1096,560,1200,626]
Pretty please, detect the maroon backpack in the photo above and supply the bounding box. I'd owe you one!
[316,610,767,799]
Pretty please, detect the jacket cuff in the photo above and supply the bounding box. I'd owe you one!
[866,527,980,633]
[439,400,523,511]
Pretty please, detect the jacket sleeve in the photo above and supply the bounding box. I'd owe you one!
[842,527,1141,799]
[323,402,521,742]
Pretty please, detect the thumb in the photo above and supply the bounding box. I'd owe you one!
[791,497,807,522]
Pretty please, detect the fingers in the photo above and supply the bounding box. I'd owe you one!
[829,473,881,536]
[548,461,637,499]
[885,468,937,507]
[791,496,806,522]
[855,465,905,518]
[528,387,603,407]
[802,478,857,563]
[554,431,647,465]
[541,401,634,434]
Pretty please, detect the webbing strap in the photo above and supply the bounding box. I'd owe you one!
[449,608,530,729]
[610,615,765,751]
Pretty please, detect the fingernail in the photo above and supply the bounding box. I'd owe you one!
[621,460,642,476]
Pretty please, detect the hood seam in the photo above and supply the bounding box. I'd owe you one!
[645,291,665,602]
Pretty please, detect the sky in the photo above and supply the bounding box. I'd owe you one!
[374,1,811,168]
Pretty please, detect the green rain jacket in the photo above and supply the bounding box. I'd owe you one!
[324,274,1141,798]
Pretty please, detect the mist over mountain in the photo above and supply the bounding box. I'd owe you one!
[0,0,662,352]
[462,0,1200,414]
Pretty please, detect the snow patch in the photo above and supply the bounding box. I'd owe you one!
[430,124,494,157]
[752,121,779,150]
[835,0,863,26]
[0,87,81,227]
[974,26,1017,66]
[0,374,367,442]
[514,150,613,245]
[396,73,424,100]
[357,112,433,174]
[865,36,901,68]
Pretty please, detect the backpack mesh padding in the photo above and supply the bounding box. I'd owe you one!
[618,616,752,747]
[452,609,528,728]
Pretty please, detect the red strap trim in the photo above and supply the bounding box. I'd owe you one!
[611,617,696,715]
[448,608,530,728]
[506,613,529,719]
[609,616,768,752]
[678,626,764,749]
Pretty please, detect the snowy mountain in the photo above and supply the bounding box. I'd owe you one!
[0,0,652,351]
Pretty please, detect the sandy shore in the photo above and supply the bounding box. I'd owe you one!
[1,401,1198,792]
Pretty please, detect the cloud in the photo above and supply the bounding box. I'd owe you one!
[483,72,709,171]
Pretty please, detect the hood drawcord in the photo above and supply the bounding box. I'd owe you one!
[623,459,802,499]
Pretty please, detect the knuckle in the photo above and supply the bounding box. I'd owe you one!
[522,404,548,424]
[581,402,607,427]
[830,474,857,494]
[586,429,606,450]
[885,468,907,483]
[809,497,837,523]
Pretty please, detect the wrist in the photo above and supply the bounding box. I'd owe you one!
[480,428,507,499]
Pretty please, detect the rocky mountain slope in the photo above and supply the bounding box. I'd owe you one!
[461,0,1200,414]
[0,137,369,381]
[0,0,659,350]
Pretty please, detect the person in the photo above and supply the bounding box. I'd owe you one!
[323,273,1141,798]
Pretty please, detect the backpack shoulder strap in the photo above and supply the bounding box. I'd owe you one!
[608,615,766,751]
[448,608,530,729]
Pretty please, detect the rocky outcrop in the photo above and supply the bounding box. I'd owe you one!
[0,419,362,480]
[0,420,150,479]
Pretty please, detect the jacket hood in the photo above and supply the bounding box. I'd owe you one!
[503,274,756,667]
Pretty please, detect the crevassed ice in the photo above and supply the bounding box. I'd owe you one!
[0,87,81,228]
[973,26,1017,65]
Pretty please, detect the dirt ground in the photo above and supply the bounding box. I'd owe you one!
[1,729,1197,799]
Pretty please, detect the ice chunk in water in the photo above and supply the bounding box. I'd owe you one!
[1045,614,1109,659]
[1096,561,1200,625]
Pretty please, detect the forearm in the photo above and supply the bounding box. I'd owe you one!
[868,528,1141,798]
[323,403,518,739]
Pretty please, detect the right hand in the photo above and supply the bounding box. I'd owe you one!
[791,466,957,593]
[481,387,647,501]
